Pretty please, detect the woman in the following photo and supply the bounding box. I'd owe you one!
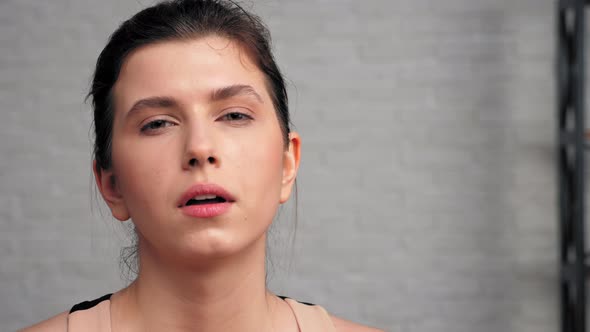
[21,1,383,331]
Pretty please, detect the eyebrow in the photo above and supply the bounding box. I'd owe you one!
[126,97,178,118]
[125,84,263,118]
[210,84,264,104]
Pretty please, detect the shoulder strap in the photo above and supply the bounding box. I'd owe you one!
[67,294,334,332]
[283,298,336,332]
[67,295,112,332]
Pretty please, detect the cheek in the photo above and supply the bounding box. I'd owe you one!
[233,125,285,211]
[111,134,176,212]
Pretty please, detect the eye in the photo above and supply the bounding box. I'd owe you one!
[219,111,254,123]
[140,119,176,133]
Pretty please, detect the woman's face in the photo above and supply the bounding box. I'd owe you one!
[94,36,300,264]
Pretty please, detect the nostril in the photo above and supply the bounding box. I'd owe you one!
[187,157,215,167]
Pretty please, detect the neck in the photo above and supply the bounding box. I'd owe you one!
[112,233,282,332]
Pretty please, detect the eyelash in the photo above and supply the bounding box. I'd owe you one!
[140,119,175,133]
[139,112,253,133]
[219,111,254,123]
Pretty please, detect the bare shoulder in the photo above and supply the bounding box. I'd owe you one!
[330,314,386,332]
[18,311,68,332]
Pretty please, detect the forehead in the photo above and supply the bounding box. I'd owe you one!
[112,36,269,111]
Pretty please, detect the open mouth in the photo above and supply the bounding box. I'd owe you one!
[177,185,234,218]
[184,195,227,206]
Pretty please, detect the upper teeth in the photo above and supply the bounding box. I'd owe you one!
[192,195,217,200]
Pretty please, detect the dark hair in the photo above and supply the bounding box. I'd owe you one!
[89,0,291,175]
[87,0,295,282]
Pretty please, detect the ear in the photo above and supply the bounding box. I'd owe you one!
[280,132,301,204]
[93,160,130,221]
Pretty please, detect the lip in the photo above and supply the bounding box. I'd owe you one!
[177,183,235,218]
[180,201,233,218]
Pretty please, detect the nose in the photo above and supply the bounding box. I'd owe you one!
[182,121,220,170]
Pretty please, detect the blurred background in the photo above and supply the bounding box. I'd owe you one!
[0,0,580,331]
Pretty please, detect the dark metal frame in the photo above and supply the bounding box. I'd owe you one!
[558,1,588,331]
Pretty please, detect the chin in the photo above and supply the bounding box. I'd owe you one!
[177,230,262,261]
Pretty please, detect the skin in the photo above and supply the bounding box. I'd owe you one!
[20,35,382,332]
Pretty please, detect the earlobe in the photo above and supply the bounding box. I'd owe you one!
[280,132,301,204]
[92,160,130,221]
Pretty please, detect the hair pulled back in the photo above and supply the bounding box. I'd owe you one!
[89,0,290,175]
[88,0,294,281]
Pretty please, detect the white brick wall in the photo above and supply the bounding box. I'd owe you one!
[0,1,560,331]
